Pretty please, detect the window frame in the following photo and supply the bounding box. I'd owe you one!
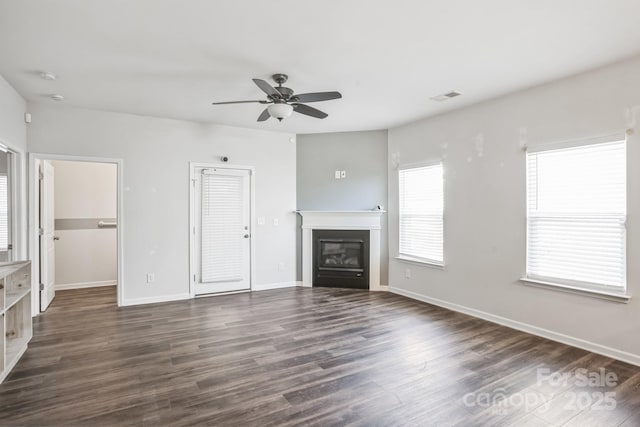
[523,135,629,300]
[0,173,8,251]
[0,144,16,262]
[397,160,445,268]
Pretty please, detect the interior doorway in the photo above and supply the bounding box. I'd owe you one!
[30,154,124,311]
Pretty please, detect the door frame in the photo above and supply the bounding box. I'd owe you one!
[28,153,124,312]
[189,162,256,298]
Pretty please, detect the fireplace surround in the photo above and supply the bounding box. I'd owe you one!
[297,210,384,291]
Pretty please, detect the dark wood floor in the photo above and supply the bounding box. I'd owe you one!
[0,287,639,426]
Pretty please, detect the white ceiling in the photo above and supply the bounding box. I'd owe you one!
[1,0,640,134]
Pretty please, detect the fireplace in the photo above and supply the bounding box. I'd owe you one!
[297,210,384,291]
[313,229,369,289]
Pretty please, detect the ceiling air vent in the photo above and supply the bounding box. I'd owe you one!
[430,90,463,102]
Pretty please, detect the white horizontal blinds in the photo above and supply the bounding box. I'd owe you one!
[399,163,444,263]
[0,175,6,250]
[526,140,626,288]
[200,171,245,283]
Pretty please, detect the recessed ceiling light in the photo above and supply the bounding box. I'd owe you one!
[40,72,57,81]
[50,94,64,101]
[430,90,463,102]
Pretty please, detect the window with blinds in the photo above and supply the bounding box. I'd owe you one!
[0,175,7,251]
[398,163,444,265]
[526,139,626,291]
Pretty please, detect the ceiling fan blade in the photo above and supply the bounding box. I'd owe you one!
[212,100,266,105]
[292,103,328,119]
[257,108,271,122]
[252,79,280,97]
[293,91,342,103]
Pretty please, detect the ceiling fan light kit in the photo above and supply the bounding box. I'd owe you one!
[212,73,342,122]
[267,103,293,121]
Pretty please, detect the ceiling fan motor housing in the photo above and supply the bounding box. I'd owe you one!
[275,86,294,100]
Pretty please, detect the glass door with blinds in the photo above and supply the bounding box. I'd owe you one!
[194,167,252,295]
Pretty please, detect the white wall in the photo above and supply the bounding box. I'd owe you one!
[0,75,27,264]
[27,104,297,305]
[0,75,27,152]
[52,160,117,288]
[388,56,640,364]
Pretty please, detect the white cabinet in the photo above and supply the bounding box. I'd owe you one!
[0,261,32,383]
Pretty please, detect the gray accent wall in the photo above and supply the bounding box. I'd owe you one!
[296,130,388,284]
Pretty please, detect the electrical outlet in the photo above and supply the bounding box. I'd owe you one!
[278,262,285,271]
[257,217,265,225]
[273,218,279,226]
[146,273,155,284]
[404,269,411,279]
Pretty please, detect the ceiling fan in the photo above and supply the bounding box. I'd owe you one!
[212,74,342,122]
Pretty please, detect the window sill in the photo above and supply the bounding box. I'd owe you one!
[519,278,631,303]
[395,256,444,269]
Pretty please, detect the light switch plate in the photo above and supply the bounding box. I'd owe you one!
[341,170,346,178]
[334,170,341,179]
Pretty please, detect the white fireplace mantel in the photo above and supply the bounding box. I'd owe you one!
[297,210,384,291]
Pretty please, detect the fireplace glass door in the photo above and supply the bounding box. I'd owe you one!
[312,229,369,289]
[318,240,364,271]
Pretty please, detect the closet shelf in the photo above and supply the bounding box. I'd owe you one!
[4,287,30,313]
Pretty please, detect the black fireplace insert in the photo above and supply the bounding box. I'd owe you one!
[312,229,369,289]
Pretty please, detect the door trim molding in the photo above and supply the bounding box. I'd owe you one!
[28,153,124,311]
[189,162,256,298]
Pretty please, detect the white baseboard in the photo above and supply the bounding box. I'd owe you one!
[252,281,298,291]
[389,285,640,367]
[120,293,191,307]
[56,280,117,291]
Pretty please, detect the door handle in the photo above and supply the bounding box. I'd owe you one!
[53,236,60,241]
[244,234,250,238]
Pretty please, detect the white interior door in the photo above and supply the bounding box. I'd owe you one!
[195,167,251,295]
[40,160,56,311]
